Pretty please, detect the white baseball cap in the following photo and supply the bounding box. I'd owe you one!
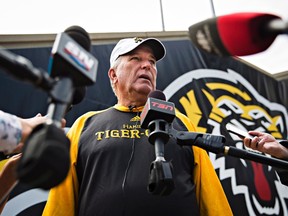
[110,37,166,66]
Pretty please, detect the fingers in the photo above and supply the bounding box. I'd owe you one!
[248,138,252,147]
[61,118,66,128]
[243,136,259,150]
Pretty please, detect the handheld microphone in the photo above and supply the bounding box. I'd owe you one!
[47,26,96,124]
[0,48,54,90]
[48,25,98,87]
[16,123,70,189]
[72,86,86,105]
[16,26,94,190]
[188,12,284,56]
[141,90,176,196]
[65,86,87,113]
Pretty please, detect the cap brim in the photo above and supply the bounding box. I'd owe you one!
[110,37,166,66]
[140,38,166,61]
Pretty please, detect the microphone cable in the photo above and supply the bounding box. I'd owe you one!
[121,108,139,195]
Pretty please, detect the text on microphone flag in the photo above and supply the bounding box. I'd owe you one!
[64,41,95,71]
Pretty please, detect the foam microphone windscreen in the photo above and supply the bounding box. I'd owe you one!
[64,25,91,51]
[189,12,281,56]
[148,89,166,101]
[141,90,175,128]
[217,13,280,56]
[48,25,97,87]
[72,86,86,105]
[17,124,70,189]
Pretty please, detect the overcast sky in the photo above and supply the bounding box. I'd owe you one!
[1,0,288,74]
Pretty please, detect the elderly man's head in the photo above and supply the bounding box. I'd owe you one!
[108,37,166,107]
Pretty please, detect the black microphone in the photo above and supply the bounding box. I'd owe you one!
[16,123,70,189]
[170,129,226,154]
[140,90,176,196]
[141,90,175,129]
[188,12,284,56]
[16,26,95,190]
[141,90,175,159]
[65,86,87,113]
[170,127,288,170]
[48,25,98,87]
[72,86,86,105]
[0,48,54,90]
[47,26,96,124]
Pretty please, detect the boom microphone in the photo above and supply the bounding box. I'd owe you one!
[170,127,288,170]
[188,12,285,56]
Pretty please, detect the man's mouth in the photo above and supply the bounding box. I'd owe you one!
[138,74,151,82]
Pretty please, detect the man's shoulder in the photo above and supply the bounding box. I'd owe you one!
[175,110,196,131]
[80,107,113,119]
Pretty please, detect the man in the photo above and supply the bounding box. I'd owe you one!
[243,130,288,186]
[43,37,232,215]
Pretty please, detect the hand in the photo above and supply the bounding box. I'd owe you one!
[13,114,66,153]
[12,114,47,153]
[243,131,288,160]
[19,113,47,142]
[0,154,21,181]
[0,154,21,212]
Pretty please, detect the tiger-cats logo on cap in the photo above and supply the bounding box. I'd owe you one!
[134,37,143,43]
[163,68,288,215]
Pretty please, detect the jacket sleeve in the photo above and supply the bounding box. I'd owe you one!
[42,111,96,216]
[176,111,233,216]
[0,110,22,154]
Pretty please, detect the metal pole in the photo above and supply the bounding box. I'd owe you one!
[209,0,216,17]
[159,0,165,31]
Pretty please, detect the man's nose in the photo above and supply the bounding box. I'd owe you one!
[141,60,152,69]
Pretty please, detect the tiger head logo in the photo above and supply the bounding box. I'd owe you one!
[164,68,288,215]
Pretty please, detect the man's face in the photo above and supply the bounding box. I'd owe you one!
[112,44,157,102]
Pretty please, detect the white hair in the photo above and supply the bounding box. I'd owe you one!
[109,56,122,96]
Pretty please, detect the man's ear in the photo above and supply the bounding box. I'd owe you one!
[108,68,117,84]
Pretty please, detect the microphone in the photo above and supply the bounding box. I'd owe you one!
[48,25,98,87]
[0,48,54,90]
[47,26,96,124]
[16,122,70,189]
[170,129,226,154]
[65,86,87,113]
[170,128,288,170]
[72,86,86,105]
[16,26,95,190]
[141,90,175,129]
[188,12,284,56]
[140,90,176,196]
[141,90,175,159]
